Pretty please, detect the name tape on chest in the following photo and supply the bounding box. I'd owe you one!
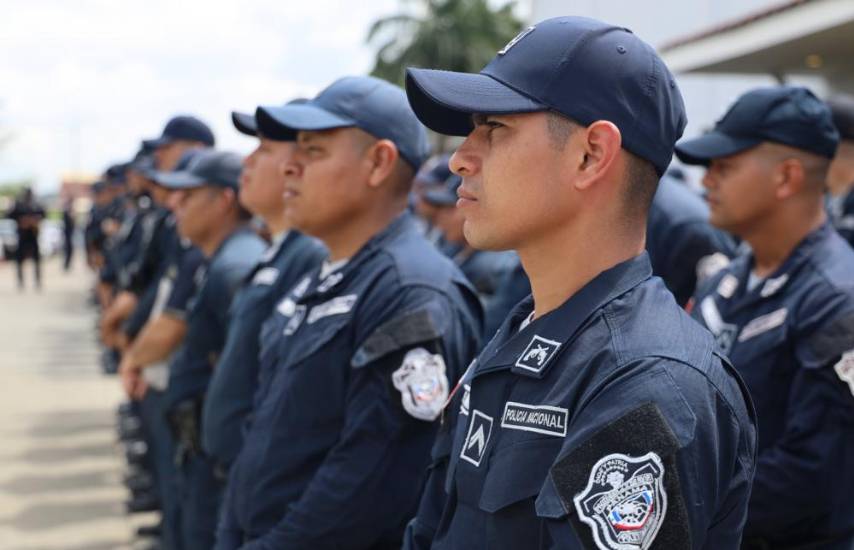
[501,401,568,437]
[574,452,667,550]
[460,410,493,467]
[737,307,787,342]
[516,335,561,373]
[392,348,449,422]
[252,267,279,286]
[760,274,789,298]
[307,294,357,324]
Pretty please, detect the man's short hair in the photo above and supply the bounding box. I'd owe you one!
[545,112,659,218]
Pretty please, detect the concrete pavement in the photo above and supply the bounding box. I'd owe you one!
[0,254,152,549]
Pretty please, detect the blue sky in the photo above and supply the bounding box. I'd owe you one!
[0,0,405,192]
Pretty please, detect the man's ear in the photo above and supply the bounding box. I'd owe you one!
[366,140,400,188]
[574,121,622,191]
[774,158,806,200]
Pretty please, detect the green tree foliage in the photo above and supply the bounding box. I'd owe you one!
[367,0,523,87]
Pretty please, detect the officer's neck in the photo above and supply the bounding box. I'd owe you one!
[518,218,645,320]
[264,211,291,236]
[198,215,242,258]
[322,203,404,262]
[745,206,826,278]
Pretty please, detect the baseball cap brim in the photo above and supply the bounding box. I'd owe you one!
[405,68,545,136]
[142,137,172,149]
[231,111,258,137]
[256,103,355,140]
[675,131,761,166]
[150,170,206,190]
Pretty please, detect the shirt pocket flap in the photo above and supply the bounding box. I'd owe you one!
[478,438,562,513]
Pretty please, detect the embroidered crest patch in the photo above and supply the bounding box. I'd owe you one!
[573,452,667,550]
[460,410,493,467]
[392,348,449,421]
[515,335,561,373]
[834,350,854,397]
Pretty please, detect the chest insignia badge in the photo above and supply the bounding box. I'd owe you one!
[515,335,561,374]
[460,410,493,467]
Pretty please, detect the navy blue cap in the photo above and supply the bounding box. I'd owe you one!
[828,94,854,142]
[233,99,309,140]
[144,115,215,149]
[676,86,839,165]
[416,154,452,186]
[424,174,462,207]
[256,76,430,170]
[405,17,686,175]
[105,163,129,185]
[151,150,242,191]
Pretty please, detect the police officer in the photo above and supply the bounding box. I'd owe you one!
[144,115,216,172]
[152,150,266,549]
[646,168,736,306]
[403,16,757,549]
[200,103,326,479]
[216,76,483,549]
[676,86,854,550]
[827,94,854,248]
[6,187,46,290]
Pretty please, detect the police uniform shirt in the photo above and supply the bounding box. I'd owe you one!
[405,252,757,550]
[830,188,854,248]
[166,227,266,408]
[201,230,326,468]
[692,222,854,546]
[218,213,483,550]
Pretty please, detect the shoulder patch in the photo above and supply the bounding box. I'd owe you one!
[834,350,854,397]
[392,348,449,421]
[574,452,666,550]
[550,403,690,550]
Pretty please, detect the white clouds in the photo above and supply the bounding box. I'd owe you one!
[0,0,397,192]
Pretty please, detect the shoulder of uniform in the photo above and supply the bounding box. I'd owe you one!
[378,233,467,291]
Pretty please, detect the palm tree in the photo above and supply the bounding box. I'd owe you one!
[367,0,522,88]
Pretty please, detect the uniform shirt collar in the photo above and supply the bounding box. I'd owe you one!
[476,252,653,379]
[301,212,416,300]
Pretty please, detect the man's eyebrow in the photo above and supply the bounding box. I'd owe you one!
[472,114,489,126]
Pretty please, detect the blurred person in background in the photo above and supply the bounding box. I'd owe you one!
[677,86,854,550]
[7,187,46,290]
[62,197,76,271]
[827,94,854,248]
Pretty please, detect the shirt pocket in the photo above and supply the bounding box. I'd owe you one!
[476,437,565,549]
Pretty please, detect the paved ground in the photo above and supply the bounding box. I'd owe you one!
[0,255,153,549]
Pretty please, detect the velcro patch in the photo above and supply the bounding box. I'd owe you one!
[501,401,567,437]
[550,403,690,550]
